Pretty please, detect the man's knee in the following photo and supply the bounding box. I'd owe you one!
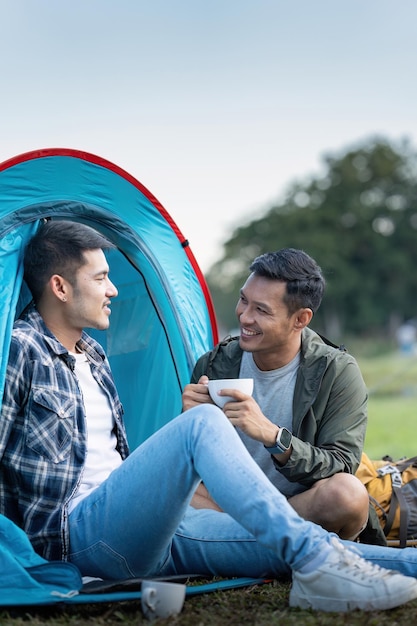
[182,404,236,440]
[184,404,226,423]
[305,474,369,539]
[323,473,369,514]
[302,474,369,525]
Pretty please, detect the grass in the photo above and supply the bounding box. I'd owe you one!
[365,395,417,459]
[1,349,417,625]
[358,350,417,460]
[2,581,417,626]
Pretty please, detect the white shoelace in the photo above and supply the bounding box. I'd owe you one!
[329,537,394,581]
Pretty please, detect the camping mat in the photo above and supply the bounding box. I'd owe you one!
[0,577,273,607]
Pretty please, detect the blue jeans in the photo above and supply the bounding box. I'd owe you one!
[68,405,417,580]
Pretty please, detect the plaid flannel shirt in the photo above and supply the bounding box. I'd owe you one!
[0,305,129,561]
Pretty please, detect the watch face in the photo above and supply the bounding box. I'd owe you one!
[279,428,292,449]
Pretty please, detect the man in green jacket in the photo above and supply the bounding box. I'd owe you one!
[183,248,376,542]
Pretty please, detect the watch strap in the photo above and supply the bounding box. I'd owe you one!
[264,444,285,454]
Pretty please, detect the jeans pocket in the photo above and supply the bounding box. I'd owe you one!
[69,540,136,579]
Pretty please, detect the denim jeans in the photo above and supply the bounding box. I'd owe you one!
[69,405,417,580]
[68,405,330,579]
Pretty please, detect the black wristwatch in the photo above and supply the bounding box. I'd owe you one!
[264,427,293,454]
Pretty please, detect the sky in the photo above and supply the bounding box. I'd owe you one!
[1,0,417,272]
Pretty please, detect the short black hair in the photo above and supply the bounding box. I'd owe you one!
[249,248,325,314]
[24,220,115,303]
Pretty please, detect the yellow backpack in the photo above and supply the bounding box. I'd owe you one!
[355,452,417,547]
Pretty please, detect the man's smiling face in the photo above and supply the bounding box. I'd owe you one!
[235,273,302,369]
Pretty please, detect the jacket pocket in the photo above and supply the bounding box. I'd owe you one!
[26,387,75,463]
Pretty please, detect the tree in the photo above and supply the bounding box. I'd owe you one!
[206,136,417,339]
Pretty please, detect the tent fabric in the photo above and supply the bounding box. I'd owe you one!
[0,514,82,605]
[0,148,218,449]
[0,511,271,607]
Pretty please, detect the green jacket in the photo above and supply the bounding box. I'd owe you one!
[191,327,367,486]
[191,327,386,545]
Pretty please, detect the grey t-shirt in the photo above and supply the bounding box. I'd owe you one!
[239,350,306,498]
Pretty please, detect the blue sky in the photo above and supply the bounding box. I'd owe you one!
[1,0,417,271]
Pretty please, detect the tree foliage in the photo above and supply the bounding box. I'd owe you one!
[206,136,417,339]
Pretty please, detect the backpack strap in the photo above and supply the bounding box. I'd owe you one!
[378,465,409,548]
[385,485,409,548]
[368,495,388,527]
[395,456,417,471]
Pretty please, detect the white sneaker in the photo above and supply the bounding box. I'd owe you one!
[289,537,417,612]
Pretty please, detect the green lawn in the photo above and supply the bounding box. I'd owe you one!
[358,351,417,460]
[365,395,417,459]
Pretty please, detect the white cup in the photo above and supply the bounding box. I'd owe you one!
[141,580,186,620]
[207,378,254,409]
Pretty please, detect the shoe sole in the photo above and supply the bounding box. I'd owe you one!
[289,582,417,612]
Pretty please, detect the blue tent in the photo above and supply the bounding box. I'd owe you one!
[0,148,218,449]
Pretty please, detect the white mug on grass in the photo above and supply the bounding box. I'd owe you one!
[141,580,186,620]
[208,378,254,409]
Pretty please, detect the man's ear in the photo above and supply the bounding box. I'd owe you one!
[294,308,313,329]
[49,274,68,302]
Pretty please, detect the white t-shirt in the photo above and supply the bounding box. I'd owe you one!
[68,351,123,512]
